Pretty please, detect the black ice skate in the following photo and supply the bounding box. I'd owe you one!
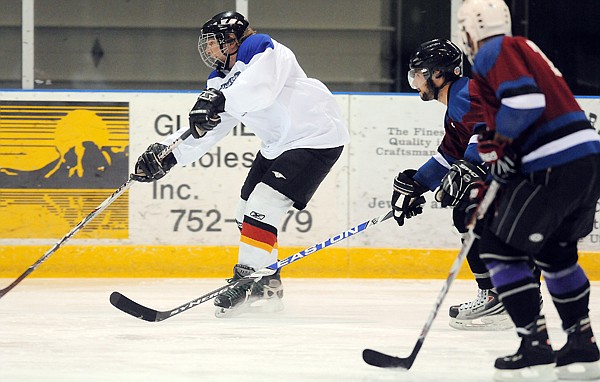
[448,289,512,331]
[214,264,284,318]
[494,316,556,382]
[555,315,600,380]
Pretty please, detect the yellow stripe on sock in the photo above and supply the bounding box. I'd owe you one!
[240,235,274,253]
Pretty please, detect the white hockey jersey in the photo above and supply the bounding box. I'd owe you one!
[163,33,350,165]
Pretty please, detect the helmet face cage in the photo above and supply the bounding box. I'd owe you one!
[198,33,229,70]
[198,11,249,70]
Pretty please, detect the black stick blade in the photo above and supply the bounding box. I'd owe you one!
[362,349,415,370]
[110,292,158,322]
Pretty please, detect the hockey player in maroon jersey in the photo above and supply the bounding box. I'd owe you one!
[458,0,600,380]
[393,38,517,330]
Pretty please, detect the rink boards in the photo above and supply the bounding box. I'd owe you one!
[0,91,599,279]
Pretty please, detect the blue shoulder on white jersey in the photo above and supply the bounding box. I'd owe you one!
[236,34,274,64]
[206,34,275,82]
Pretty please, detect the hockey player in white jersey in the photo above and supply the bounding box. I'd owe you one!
[132,11,349,317]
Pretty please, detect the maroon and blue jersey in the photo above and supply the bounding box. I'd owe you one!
[414,77,484,191]
[471,36,600,173]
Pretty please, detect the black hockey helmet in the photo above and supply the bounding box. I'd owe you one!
[201,11,249,42]
[409,39,463,76]
[408,39,463,99]
[198,11,250,72]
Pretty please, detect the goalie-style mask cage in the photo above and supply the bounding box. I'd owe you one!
[198,11,250,72]
[408,39,463,90]
[457,0,512,63]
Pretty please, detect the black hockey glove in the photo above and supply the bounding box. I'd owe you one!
[391,169,428,226]
[189,88,226,139]
[476,127,519,183]
[435,160,488,208]
[131,143,177,182]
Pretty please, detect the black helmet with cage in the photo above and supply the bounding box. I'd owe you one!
[408,39,464,100]
[198,11,250,73]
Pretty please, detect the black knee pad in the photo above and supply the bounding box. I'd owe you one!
[534,239,578,273]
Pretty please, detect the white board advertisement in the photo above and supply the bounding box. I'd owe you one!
[0,91,598,251]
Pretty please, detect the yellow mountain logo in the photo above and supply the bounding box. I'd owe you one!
[0,101,130,239]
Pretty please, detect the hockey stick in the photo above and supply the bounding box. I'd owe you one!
[0,129,192,299]
[109,205,405,322]
[362,181,500,370]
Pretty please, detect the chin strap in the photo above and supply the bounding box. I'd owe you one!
[222,50,236,71]
[216,38,240,77]
[216,32,255,77]
[431,77,452,100]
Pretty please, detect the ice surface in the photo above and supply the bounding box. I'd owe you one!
[0,278,597,382]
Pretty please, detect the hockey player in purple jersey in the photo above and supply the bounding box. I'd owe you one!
[458,0,600,380]
[393,38,518,330]
[132,11,349,317]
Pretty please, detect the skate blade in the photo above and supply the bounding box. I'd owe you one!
[494,363,557,382]
[449,314,514,331]
[214,298,284,319]
[214,304,248,318]
[556,360,600,380]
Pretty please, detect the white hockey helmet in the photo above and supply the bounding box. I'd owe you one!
[457,0,512,63]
